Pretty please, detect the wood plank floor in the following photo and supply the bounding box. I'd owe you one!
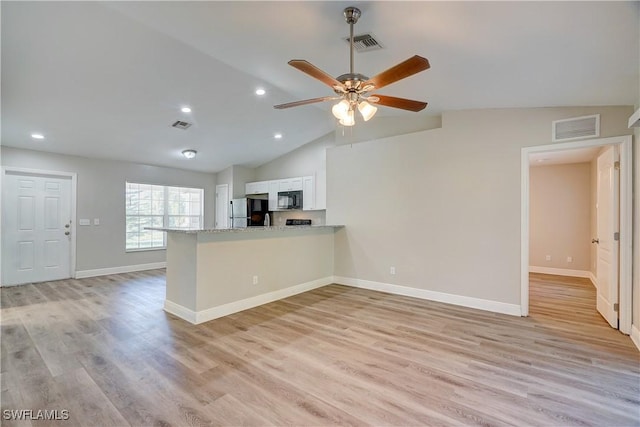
[1,271,638,426]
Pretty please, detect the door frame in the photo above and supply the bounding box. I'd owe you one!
[1,167,78,284]
[520,135,632,334]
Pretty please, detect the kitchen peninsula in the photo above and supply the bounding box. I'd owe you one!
[149,225,343,324]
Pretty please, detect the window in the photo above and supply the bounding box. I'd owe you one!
[125,182,203,251]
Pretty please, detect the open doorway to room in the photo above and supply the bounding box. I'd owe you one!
[521,135,632,334]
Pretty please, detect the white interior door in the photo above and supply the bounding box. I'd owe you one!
[215,184,229,229]
[595,146,620,328]
[2,172,72,285]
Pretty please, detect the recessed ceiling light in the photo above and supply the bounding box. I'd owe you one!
[31,133,44,140]
[182,149,197,159]
[255,89,266,96]
[181,106,192,113]
[274,133,282,139]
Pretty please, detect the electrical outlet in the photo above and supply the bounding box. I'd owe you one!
[252,275,259,285]
[545,255,551,261]
[567,256,573,263]
[390,266,396,275]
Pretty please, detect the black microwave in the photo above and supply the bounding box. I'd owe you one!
[277,190,302,210]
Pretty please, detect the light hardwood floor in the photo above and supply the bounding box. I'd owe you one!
[1,271,638,426]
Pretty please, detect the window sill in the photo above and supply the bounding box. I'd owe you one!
[126,247,166,253]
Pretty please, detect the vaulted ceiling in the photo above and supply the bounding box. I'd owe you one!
[2,1,638,173]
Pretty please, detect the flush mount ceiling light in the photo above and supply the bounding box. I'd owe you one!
[255,88,266,96]
[274,6,430,127]
[181,106,192,113]
[274,133,283,139]
[182,149,197,159]
[31,133,45,140]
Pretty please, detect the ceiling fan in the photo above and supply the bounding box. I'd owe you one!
[274,6,430,126]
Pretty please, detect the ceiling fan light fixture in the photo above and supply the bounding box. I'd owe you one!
[358,100,377,121]
[332,99,350,120]
[339,109,355,127]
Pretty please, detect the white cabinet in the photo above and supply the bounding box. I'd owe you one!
[279,178,302,192]
[302,176,314,210]
[245,181,269,195]
[268,180,279,211]
[315,170,327,210]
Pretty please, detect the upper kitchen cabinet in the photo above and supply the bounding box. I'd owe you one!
[279,178,303,192]
[315,170,326,210]
[268,180,279,211]
[303,176,314,210]
[302,172,326,211]
[245,181,269,195]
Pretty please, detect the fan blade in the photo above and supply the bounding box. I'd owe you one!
[369,95,427,112]
[288,60,344,90]
[364,55,430,90]
[274,96,337,110]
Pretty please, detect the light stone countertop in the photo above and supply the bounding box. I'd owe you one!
[145,225,344,234]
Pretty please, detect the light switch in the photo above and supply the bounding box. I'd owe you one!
[79,219,90,226]
[93,218,100,226]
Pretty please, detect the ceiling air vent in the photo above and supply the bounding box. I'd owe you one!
[171,120,192,130]
[552,114,600,142]
[343,33,383,52]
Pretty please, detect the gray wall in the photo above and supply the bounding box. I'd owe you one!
[327,106,633,306]
[1,147,216,272]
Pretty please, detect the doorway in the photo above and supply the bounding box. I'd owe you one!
[521,135,632,334]
[2,167,77,286]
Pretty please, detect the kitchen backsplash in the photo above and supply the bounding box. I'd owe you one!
[273,210,326,226]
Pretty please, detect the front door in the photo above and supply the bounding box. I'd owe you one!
[595,146,620,328]
[2,172,72,285]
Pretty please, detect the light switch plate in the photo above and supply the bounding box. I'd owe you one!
[93,218,100,225]
[79,219,90,226]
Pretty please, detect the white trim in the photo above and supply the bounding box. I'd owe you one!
[1,166,78,284]
[521,135,632,333]
[334,276,522,317]
[166,276,333,324]
[75,261,166,279]
[630,324,640,351]
[528,266,591,278]
[164,300,197,324]
[589,271,597,289]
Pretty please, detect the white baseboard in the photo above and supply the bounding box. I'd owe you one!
[333,276,522,317]
[529,266,591,278]
[75,262,166,279]
[164,300,197,324]
[165,276,333,325]
[631,324,640,351]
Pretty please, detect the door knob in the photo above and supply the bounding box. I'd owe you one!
[65,231,70,236]
[65,224,70,228]
[591,238,599,244]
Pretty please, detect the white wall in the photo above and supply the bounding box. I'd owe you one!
[1,147,216,273]
[327,106,633,308]
[529,163,591,272]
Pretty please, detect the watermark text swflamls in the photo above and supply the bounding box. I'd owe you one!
[3,409,70,421]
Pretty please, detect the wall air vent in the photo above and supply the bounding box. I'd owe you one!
[171,120,192,130]
[552,114,600,142]
[343,33,383,52]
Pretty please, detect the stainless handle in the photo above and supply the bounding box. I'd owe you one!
[591,238,599,244]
